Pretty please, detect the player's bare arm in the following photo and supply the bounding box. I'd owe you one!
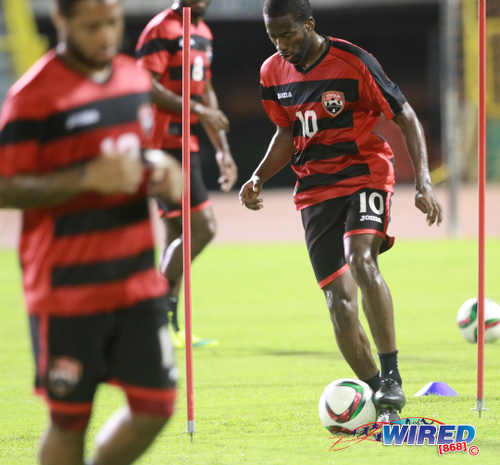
[0,150,144,209]
[239,125,294,210]
[394,102,443,226]
[150,71,228,132]
[201,78,237,191]
[145,149,183,204]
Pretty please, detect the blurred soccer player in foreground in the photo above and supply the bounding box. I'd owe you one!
[136,0,238,348]
[240,0,443,423]
[0,1,182,464]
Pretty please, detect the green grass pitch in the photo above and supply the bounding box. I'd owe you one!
[0,239,499,464]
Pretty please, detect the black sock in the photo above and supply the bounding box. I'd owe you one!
[379,351,402,386]
[362,371,381,392]
[166,295,179,331]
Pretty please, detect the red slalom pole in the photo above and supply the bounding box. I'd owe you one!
[475,0,486,417]
[182,6,195,438]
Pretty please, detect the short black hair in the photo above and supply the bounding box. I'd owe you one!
[263,0,313,23]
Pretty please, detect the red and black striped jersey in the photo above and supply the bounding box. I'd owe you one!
[136,9,213,151]
[260,36,407,210]
[0,51,167,316]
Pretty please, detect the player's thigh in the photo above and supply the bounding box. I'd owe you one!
[300,196,350,289]
[106,299,177,417]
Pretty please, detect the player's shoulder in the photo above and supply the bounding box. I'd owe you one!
[260,52,284,83]
[141,8,182,38]
[5,51,60,117]
[196,18,213,40]
[329,36,381,75]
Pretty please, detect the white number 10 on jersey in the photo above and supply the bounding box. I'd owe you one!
[296,110,318,138]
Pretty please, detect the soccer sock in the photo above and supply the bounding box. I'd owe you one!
[166,295,180,332]
[379,351,402,386]
[362,372,381,392]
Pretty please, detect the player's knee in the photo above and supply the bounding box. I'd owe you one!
[193,215,216,247]
[346,251,378,287]
[50,410,91,432]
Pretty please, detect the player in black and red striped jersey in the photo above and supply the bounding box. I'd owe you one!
[240,0,443,423]
[0,1,183,464]
[136,0,238,348]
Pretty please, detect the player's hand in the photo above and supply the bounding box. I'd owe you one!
[145,149,183,204]
[239,175,263,210]
[415,184,443,226]
[83,149,144,195]
[216,150,237,192]
[194,104,229,132]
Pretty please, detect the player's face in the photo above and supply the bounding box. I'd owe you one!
[181,0,211,19]
[264,14,313,66]
[58,0,124,70]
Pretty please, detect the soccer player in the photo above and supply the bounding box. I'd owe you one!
[136,0,238,348]
[240,0,443,423]
[0,1,182,464]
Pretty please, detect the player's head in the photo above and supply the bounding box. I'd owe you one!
[263,0,315,66]
[53,0,124,70]
[172,1,212,20]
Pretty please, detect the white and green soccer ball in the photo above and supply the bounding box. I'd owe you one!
[318,378,376,433]
[457,297,500,343]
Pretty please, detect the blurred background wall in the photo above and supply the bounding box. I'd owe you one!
[1,0,499,191]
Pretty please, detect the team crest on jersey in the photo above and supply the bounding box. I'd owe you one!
[47,356,82,398]
[138,103,154,135]
[322,91,346,118]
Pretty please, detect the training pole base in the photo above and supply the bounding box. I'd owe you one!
[471,399,487,418]
[187,420,196,441]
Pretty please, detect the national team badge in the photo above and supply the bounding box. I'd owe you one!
[47,356,83,398]
[322,91,346,118]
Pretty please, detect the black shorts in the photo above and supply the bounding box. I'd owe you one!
[157,149,211,219]
[300,188,394,288]
[30,297,177,415]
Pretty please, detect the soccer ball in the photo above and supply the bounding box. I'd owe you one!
[457,297,500,343]
[318,378,376,433]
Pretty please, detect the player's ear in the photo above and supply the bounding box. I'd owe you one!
[304,17,315,33]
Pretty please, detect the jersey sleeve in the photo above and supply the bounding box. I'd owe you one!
[359,52,406,120]
[0,93,42,177]
[136,22,171,75]
[260,64,291,127]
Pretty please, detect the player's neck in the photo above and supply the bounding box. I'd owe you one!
[299,33,327,70]
[173,7,203,25]
[57,43,113,83]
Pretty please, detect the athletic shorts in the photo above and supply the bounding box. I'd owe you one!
[29,297,177,416]
[300,188,395,288]
[157,149,211,219]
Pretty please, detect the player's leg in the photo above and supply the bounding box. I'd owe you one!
[39,419,87,465]
[343,188,404,420]
[322,270,380,387]
[90,301,177,465]
[157,150,216,344]
[301,196,379,392]
[89,408,168,465]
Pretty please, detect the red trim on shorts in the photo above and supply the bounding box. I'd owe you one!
[108,379,177,402]
[160,199,212,219]
[109,379,177,418]
[343,229,386,240]
[318,264,349,288]
[44,396,93,414]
